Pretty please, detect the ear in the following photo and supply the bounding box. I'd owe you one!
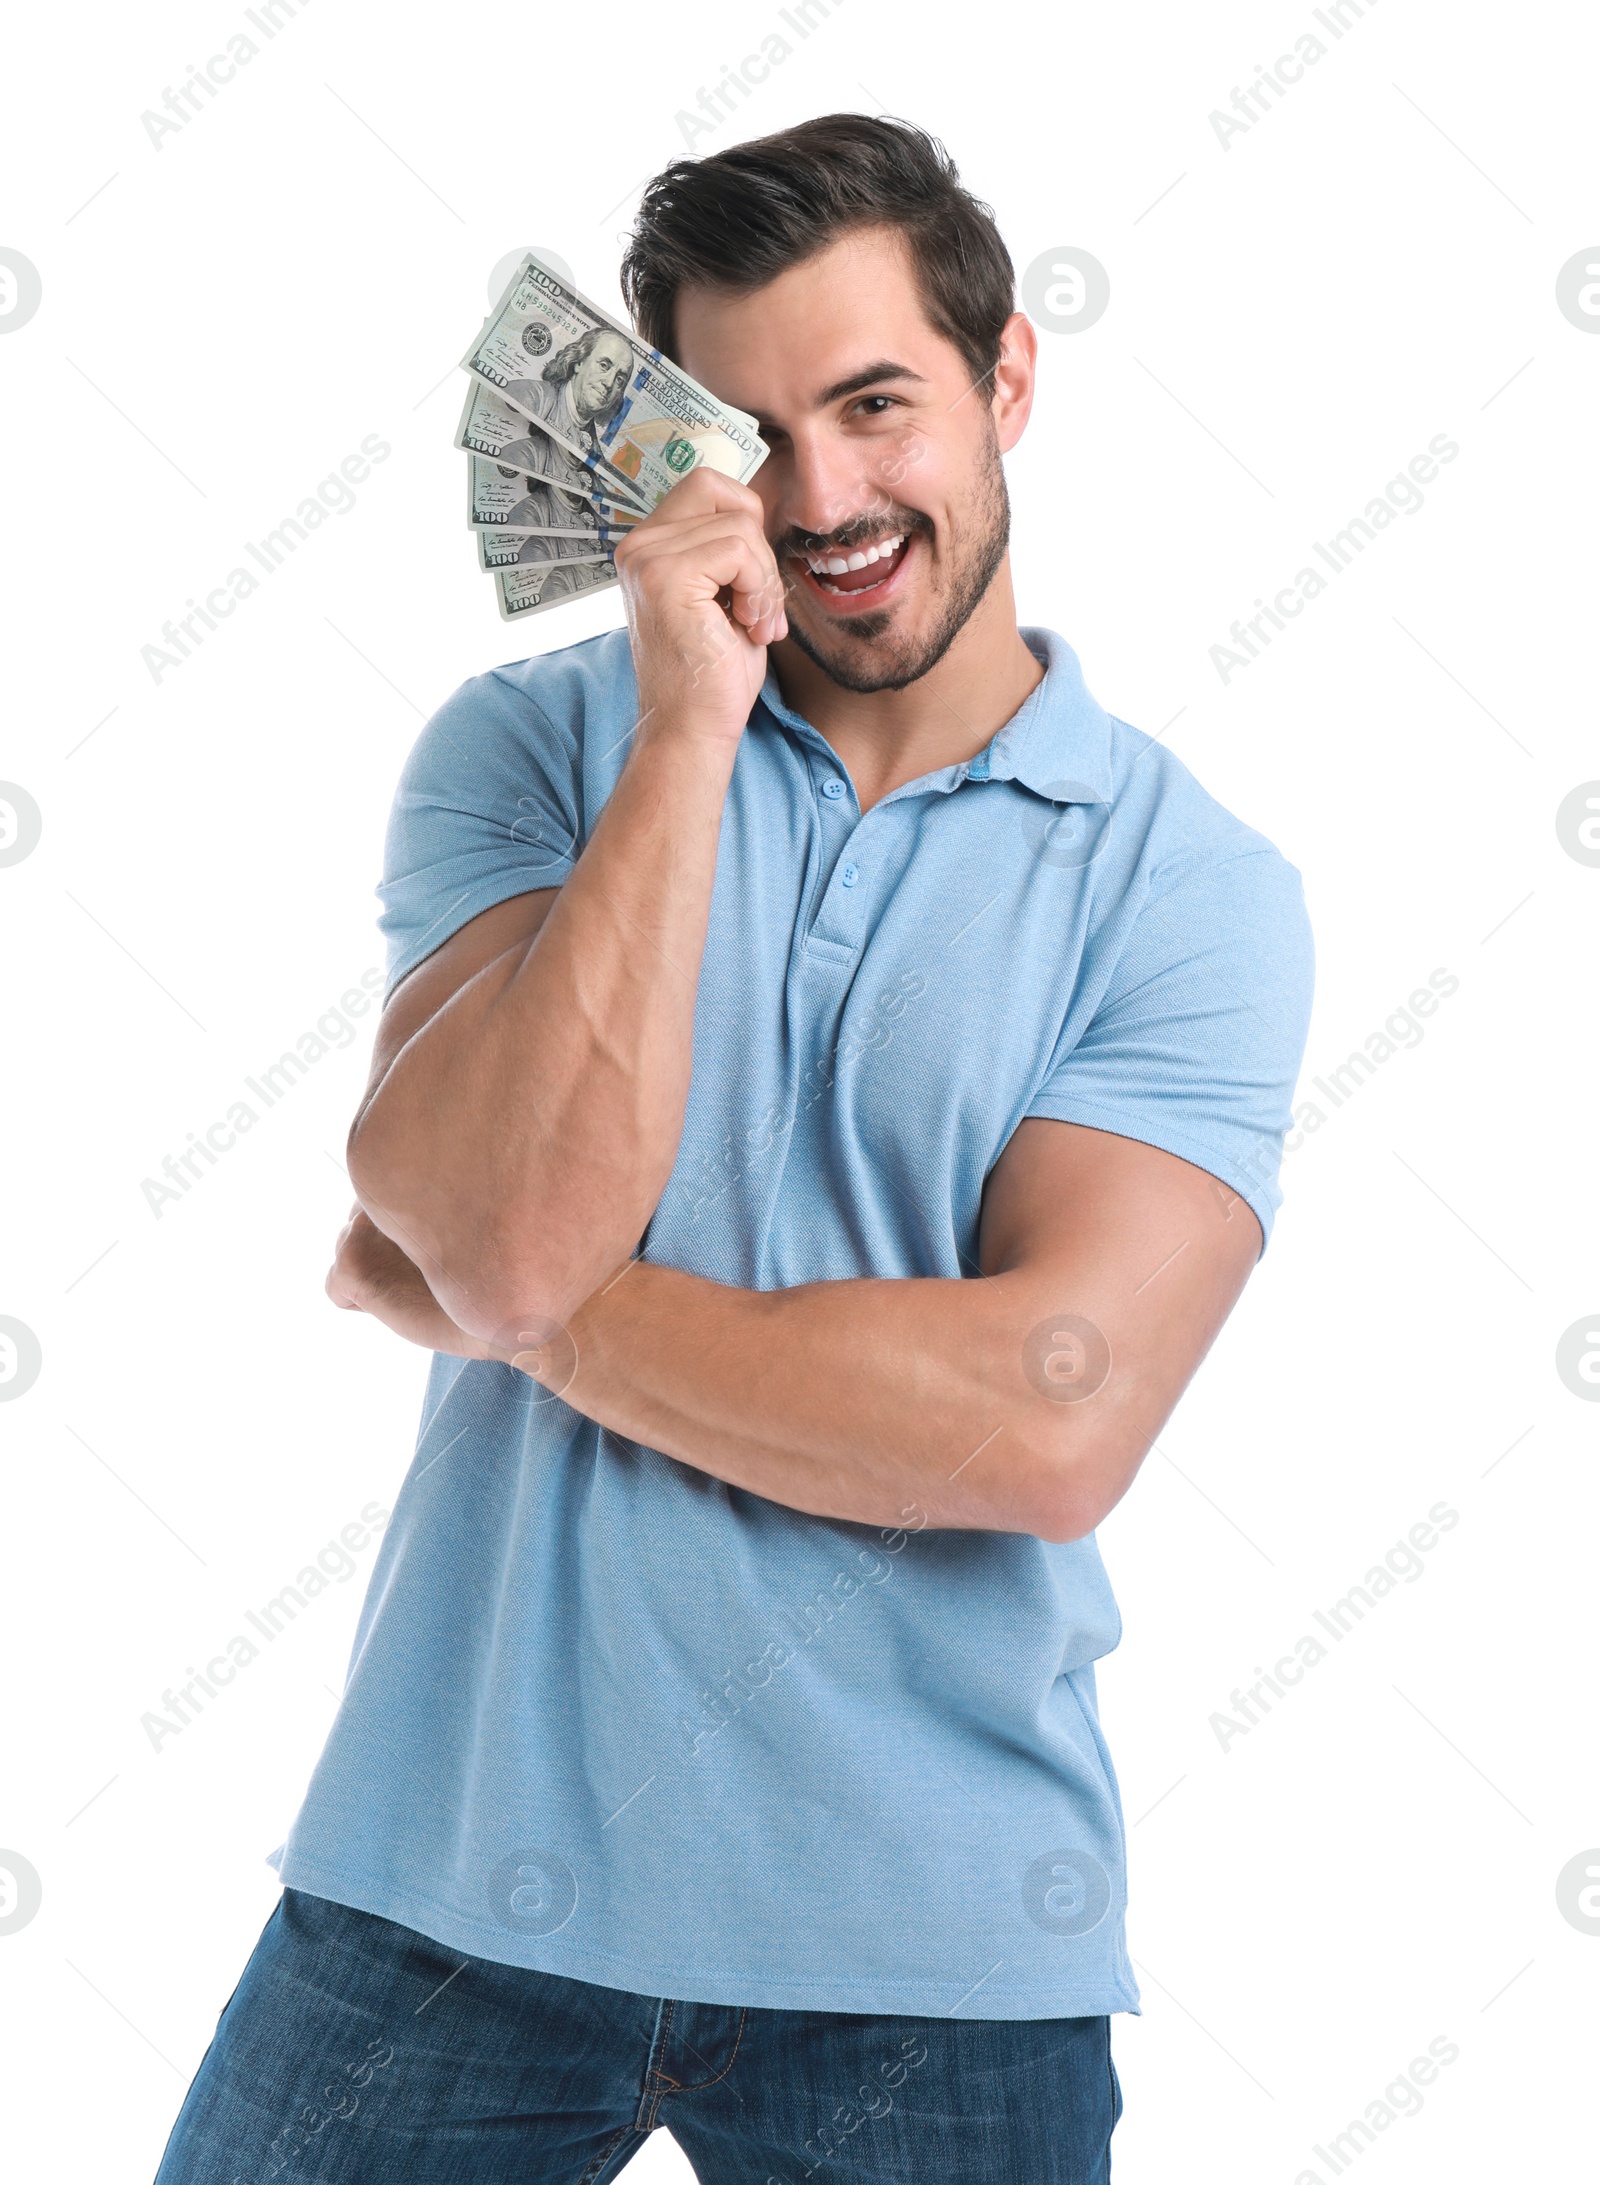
[990,310,1037,454]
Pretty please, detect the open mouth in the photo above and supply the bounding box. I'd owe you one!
[791,531,916,609]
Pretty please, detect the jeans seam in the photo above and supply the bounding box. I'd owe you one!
[663,2006,748,2096]
[639,1998,677,2128]
[576,2121,642,2185]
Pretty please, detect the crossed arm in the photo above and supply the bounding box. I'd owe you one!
[331,719,1262,1546]
[331,1111,1260,1545]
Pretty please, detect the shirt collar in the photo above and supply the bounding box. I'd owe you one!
[756,625,1116,806]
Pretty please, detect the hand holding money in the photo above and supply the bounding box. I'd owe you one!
[455,252,769,622]
[612,469,788,745]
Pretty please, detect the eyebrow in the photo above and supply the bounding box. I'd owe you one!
[812,359,930,406]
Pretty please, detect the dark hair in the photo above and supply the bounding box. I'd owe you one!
[620,114,1015,388]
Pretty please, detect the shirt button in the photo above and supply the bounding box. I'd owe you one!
[840,863,859,888]
[821,777,847,800]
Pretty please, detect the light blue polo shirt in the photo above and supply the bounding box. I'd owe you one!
[272,625,1314,2019]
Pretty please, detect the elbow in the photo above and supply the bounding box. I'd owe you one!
[346,1101,631,1343]
[1028,1492,1102,1547]
[345,1100,407,1230]
[1018,1426,1123,1545]
[461,1268,579,1352]
[345,1115,550,1342]
[344,1123,456,1297]
[402,1246,571,1353]
[412,1226,575,1351]
[397,1228,596,1356]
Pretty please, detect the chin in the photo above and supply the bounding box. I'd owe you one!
[786,612,943,694]
[779,449,1012,694]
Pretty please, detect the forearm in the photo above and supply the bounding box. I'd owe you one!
[347,725,736,1337]
[333,1206,1155,1541]
[337,1112,1245,1546]
[329,1207,1074,1531]
[556,1259,1109,1540]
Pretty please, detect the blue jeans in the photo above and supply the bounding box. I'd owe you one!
[154,1888,1122,2183]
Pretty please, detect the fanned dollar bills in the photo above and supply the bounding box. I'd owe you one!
[495,560,620,620]
[456,252,769,622]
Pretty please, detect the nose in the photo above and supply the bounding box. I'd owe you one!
[778,426,897,547]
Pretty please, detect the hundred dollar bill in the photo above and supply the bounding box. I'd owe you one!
[594,411,767,509]
[476,528,615,573]
[495,558,618,623]
[466,452,639,535]
[463,252,767,513]
[456,383,647,519]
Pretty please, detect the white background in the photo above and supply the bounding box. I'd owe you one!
[2,1,1596,2178]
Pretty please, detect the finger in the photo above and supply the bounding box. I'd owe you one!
[618,474,782,637]
[618,514,789,641]
[614,506,775,575]
[649,467,767,525]
[620,511,787,619]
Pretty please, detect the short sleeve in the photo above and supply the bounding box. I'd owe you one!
[376,669,582,1002]
[1025,848,1315,1252]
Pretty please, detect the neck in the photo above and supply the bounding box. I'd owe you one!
[769,559,1044,811]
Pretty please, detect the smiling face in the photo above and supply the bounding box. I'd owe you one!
[674,225,1035,692]
[573,331,633,420]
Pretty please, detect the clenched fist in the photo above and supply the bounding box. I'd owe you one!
[612,470,788,747]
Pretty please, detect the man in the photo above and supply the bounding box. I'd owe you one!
[154,115,1313,2183]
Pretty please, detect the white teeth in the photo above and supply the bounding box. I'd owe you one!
[801,532,906,577]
